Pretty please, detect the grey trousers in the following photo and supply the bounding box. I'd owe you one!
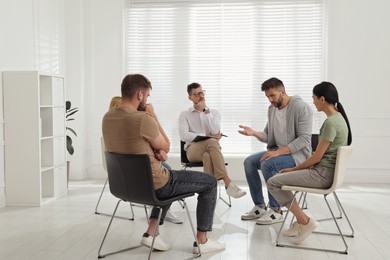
[267,164,335,206]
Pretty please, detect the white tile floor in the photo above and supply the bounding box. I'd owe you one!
[1,180,390,260]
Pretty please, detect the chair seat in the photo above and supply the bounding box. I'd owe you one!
[276,146,354,254]
[282,185,334,195]
[184,162,204,168]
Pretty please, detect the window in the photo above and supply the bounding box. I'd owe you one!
[124,0,326,155]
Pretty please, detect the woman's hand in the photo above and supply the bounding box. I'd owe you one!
[279,168,294,173]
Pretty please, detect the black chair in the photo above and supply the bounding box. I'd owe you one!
[95,137,135,220]
[311,134,319,152]
[180,141,231,207]
[98,152,200,259]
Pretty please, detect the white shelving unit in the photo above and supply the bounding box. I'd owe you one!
[3,71,67,206]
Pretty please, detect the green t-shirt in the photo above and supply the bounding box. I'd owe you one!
[319,112,348,168]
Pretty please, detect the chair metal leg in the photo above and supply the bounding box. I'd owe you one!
[301,192,308,209]
[95,178,109,213]
[287,192,306,226]
[314,193,354,237]
[218,181,231,207]
[182,199,201,258]
[276,191,353,254]
[98,200,140,259]
[95,177,135,220]
[147,206,164,260]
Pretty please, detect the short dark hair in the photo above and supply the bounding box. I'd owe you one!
[261,77,284,91]
[187,82,201,95]
[121,74,152,98]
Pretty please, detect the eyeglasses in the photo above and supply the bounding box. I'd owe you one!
[192,90,206,97]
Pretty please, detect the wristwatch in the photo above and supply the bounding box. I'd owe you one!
[203,106,210,114]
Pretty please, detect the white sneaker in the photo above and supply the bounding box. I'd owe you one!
[140,233,170,251]
[241,205,267,220]
[193,238,226,254]
[292,218,319,245]
[256,209,284,225]
[165,210,183,224]
[226,182,246,199]
[282,221,300,237]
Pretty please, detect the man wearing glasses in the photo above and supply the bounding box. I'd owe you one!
[179,82,246,199]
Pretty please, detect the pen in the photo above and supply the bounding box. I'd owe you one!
[221,134,228,137]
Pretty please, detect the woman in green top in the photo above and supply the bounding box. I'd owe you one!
[267,81,352,245]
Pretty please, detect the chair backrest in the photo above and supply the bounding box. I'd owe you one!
[105,152,162,206]
[180,141,191,164]
[101,137,107,172]
[311,134,319,152]
[328,146,353,191]
[180,141,205,168]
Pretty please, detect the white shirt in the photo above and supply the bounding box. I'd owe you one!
[179,106,221,149]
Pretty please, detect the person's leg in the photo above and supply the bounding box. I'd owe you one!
[267,166,334,243]
[141,205,172,251]
[155,170,217,232]
[243,151,266,206]
[260,155,296,211]
[188,139,245,198]
[267,166,334,219]
[156,169,225,253]
[161,162,183,224]
[187,139,227,181]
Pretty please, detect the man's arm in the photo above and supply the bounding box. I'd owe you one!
[203,108,221,135]
[238,124,267,142]
[149,133,170,154]
[145,104,170,153]
[286,102,313,154]
[179,111,198,142]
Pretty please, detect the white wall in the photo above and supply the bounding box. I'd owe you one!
[1,0,390,207]
[327,0,390,182]
[64,0,124,180]
[77,0,390,183]
[0,0,65,207]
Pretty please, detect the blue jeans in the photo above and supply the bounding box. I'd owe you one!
[151,169,217,232]
[244,151,296,211]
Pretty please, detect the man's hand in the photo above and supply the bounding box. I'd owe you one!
[194,100,207,111]
[155,149,168,161]
[145,103,156,116]
[260,150,280,161]
[208,132,223,140]
[238,125,255,136]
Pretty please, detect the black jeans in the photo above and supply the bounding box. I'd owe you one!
[151,169,217,232]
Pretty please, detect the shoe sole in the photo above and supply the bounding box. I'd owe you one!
[256,218,284,225]
[193,244,226,254]
[193,247,225,254]
[241,215,262,220]
[282,231,298,237]
[140,240,170,251]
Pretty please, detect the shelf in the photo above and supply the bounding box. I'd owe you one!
[3,71,67,206]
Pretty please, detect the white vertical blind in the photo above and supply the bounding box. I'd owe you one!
[124,0,326,155]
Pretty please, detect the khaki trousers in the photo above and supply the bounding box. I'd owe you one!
[186,138,227,180]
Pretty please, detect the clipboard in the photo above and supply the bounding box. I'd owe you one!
[192,135,211,142]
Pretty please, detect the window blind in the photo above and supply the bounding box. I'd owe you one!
[124,0,326,155]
